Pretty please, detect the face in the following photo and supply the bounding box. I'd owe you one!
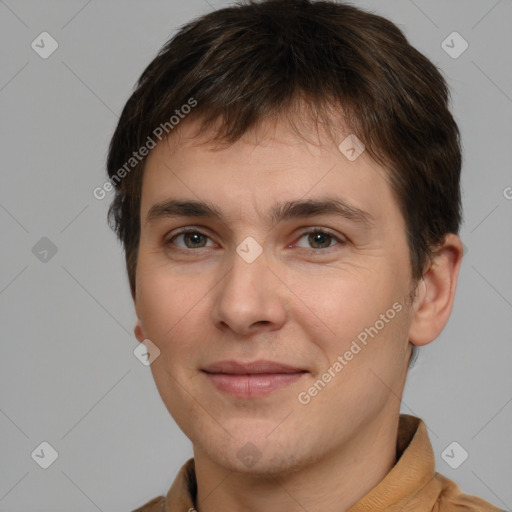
[134,116,419,475]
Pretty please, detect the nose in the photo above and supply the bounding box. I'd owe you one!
[211,247,287,336]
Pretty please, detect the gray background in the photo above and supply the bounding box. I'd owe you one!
[1,0,511,511]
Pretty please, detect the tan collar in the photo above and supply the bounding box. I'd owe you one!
[161,414,499,512]
[347,414,436,511]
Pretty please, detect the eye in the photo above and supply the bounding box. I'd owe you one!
[165,229,215,249]
[164,228,345,251]
[295,229,345,250]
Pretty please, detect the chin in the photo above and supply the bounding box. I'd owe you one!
[196,428,315,477]
[211,449,308,477]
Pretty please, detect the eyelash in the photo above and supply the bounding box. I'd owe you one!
[164,227,346,251]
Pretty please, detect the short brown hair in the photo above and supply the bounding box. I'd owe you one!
[107,0,462,300]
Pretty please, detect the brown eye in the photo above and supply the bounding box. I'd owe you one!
[308,232,332,249]
[295,229,344,250]
[166,230,213,249]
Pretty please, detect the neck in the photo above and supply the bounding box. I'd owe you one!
[193,413,400,512]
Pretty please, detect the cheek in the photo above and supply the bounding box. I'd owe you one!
[287,264,410,387]
[138,269,210,425]
[136,271,206,369]
[287,265,396,341]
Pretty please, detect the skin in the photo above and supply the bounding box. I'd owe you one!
[133,114,463,512]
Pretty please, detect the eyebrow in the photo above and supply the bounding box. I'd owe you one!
[145,197,375,228]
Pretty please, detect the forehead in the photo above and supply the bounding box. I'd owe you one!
[139,115,401,231]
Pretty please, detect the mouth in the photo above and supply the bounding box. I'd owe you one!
[201,360,308,398]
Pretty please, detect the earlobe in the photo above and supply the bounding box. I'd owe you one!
[408,234,463,347]
[134,318,145,343]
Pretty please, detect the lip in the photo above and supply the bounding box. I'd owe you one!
[202,360,305,374]
[202,360,308,398]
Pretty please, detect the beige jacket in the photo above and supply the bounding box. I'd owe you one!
[132,415,502,512]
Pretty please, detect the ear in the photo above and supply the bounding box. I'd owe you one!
[133,286,146,344]
[408,234,464,347]
[134,318,146,344]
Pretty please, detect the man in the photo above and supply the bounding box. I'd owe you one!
[106,1,501,510]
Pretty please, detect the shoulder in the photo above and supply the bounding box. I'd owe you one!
[131,495,166,512]
[434,473,503,512]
